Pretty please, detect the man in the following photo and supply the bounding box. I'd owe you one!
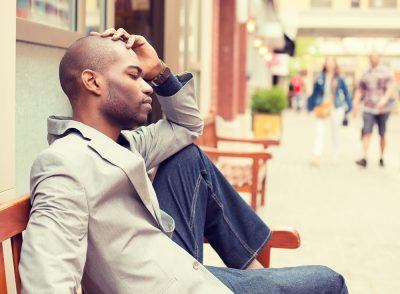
[19,28,347,293]
[353,53,394,168]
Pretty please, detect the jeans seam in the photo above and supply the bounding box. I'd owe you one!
[208,192,256,256]
[189,174,202,231]
[167,174,199,260]
[240,229,272,270]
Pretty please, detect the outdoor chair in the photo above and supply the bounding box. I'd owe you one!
[0,195,300,293]
[196,116,279,211]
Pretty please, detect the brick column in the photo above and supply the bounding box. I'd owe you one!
[213,0,237,120]
[235,23,248,114]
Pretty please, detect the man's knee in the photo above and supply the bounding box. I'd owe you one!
[172,144,201,160]
[160,144,202,169]
[312,265,347,294]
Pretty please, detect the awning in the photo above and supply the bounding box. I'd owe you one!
[274,34,295,56]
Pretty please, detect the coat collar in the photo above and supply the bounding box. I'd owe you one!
[47,116,164,228]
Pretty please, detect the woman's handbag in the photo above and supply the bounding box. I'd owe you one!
[314,100,333,118]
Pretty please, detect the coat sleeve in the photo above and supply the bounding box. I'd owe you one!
[19,150,89,294]
[125,73,204,170]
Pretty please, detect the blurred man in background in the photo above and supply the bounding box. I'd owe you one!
[353,53,394,168]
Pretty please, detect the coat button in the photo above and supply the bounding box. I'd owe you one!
[193,261,200,270]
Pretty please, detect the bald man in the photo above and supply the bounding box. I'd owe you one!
[19,28,347,294]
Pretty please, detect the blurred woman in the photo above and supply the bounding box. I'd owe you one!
[307,57,352,165]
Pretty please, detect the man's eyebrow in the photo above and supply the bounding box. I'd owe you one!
[127,65,143,75]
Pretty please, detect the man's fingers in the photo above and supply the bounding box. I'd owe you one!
[126,35,136,49]
[130,35,147,48]
[112,28,130,41]
[100,28,117,37]
[90,31,101,36]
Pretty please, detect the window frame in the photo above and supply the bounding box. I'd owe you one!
[16,0,114,49]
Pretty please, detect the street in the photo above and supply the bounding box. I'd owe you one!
[205,110,400,294]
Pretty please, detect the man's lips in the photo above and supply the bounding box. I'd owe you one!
[143,96,152,104]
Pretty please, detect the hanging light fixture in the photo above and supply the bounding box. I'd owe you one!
[259,45,268,56]
[247,18,256,33]
[253,36,264,48]
[264,52,273,62]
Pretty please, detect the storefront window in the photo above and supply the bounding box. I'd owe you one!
[310,0,332,8]
[16,0,76,30]
[86,0,106,35]
[351,0,360,8]
[115,0,151,38]
[369,0,397,8]
[180,0,202,102]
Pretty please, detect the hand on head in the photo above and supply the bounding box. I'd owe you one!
[90,28,164,80]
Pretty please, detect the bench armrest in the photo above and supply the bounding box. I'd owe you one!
[198,145,272,161]
[257,227,301,268]
[215,136,280,148]
[267,227,301,249]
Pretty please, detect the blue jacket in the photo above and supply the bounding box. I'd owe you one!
[307,73,352,113]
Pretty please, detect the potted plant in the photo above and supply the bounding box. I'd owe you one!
[251,86,288,139]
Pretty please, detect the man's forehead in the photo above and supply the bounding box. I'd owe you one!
[110,46,141,70]
[113,43,140,62]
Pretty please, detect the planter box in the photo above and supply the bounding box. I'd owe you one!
[252,112,282,139]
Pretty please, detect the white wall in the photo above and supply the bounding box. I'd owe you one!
[15,42,72,195]
[0,0,16,204]
[1,2,16,293]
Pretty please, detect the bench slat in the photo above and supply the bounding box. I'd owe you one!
[11,234,22,293]
[0,195,31,242]
[0,242,8,294]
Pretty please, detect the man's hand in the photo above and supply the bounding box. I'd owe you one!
[376,99,388,112]
[91,28,164,80]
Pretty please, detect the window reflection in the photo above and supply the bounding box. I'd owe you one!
[369,0,397,8]
[86,0,105,35]
[115,0,151,38]
[16,0,75,30]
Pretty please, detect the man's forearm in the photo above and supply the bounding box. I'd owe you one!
[152,73,182,97]
[381,86,393,104]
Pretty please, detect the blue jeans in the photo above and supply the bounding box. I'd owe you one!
[153,144,348,293]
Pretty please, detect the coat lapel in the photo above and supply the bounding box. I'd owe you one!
[87,136,163,227]
[47,116,164,229]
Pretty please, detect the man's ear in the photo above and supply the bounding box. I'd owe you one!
[81,69,102,96]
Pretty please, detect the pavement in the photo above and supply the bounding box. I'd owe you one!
[204,110,400,294]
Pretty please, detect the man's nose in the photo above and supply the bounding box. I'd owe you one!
[141,79,154,96]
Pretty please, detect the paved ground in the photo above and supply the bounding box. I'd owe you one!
[205,110,400,294]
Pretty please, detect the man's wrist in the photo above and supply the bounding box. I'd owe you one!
[152,73,182,96]
[147,61,172,87]
[147,61,164,81]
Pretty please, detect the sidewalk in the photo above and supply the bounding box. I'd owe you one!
[264,110,400,294]
[205,110,400,294]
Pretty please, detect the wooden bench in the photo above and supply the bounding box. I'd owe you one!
[196,117,279,210]
[0,195,300,293]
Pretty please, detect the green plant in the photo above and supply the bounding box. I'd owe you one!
[251,87,288,114]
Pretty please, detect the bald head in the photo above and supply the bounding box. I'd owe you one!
[369,52,381,68]
[59,36,127,102]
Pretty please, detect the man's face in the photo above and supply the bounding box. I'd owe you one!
[100,46,153,129]
[369,53,380,68]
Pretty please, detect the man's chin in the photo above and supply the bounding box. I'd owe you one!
[121,117,148,130]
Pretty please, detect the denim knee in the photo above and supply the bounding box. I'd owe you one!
[166,144,201,163]
[312,265,348,294]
